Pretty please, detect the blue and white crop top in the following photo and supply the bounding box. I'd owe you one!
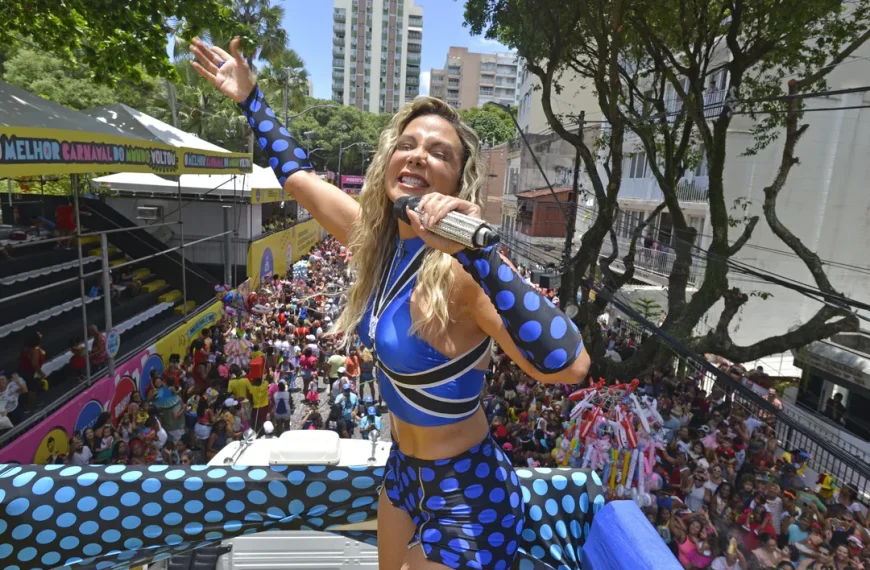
[357,236,491,427]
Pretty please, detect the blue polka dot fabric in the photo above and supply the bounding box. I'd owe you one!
[455,246,583,374]
[383,436,524,569]
[239,85,313,184]
[0,463,603,570]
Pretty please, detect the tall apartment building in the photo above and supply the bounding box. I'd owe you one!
[332,0,423,113]
[429,47,519,109]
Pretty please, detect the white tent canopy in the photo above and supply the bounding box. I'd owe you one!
[90,164,280,200]
[82,104,232,154]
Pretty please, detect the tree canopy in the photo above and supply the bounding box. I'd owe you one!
[0,1,243,84]
[464,0,870,375]
[460,105,517,146]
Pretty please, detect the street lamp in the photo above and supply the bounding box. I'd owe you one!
[282,66,305,125]
[286,104,338,122]
[304,131,315,152]
[337,141,372,183]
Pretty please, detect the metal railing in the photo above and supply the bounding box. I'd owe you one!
[600,236,706,286]
[668,351,870,503]
[0,300,217,451]
[618,176,709,203]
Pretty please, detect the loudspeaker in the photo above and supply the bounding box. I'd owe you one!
[536,273,561,290]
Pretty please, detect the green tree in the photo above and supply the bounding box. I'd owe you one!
[289,102,393,175]
[465,0,868,376]
[3,46,162,111]
[460,105,517,146]
[0,1,241,84]
[633,297,663,322]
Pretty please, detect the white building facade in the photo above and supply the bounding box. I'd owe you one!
[332,0,423,114]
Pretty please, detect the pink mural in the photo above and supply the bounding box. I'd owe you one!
[0,346,165,464]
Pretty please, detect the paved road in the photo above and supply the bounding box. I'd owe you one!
[286,378,392,443]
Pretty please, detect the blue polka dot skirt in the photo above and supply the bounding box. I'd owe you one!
[382,436,524,569]
[0,462,604,570]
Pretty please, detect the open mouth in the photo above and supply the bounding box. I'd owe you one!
[398,171,430,190]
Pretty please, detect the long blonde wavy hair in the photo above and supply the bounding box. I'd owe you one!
[332,96,486,346]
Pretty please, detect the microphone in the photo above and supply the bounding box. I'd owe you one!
[393,196,500,250]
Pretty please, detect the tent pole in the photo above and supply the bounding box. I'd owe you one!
[178,178,188,318]
[7,178,11,210]
[233,176,239,288]
[72,174,92,383]
[101,232,115,375]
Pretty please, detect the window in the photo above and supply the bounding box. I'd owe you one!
[448,65,461,75]
[625,152,648,179]
[509,168,518,194]
[694,152,708,177]
[448,78,459,87]
[480,86,493,95]
[616,210,644,239]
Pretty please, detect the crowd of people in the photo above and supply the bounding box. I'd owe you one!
[480,329,870,569]
[3,229,868,569]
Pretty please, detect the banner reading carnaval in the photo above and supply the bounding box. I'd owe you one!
[0,127,253,177]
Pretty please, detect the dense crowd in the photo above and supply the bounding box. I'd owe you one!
[3,229,869,569]
[481,328,870,569]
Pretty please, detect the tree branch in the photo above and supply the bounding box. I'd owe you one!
[726,215,759,257]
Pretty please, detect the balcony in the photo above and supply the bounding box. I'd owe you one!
[334,23,346,33]
[407,56,421,66]
[598,236,706,286]
[332,70,345,80]
[333,35,345,46]
[664,88,727,121]
[406,77,419,87]
[333,47,345,58]
[334,11,346,22]
[407,43,421,53]
[332,58,344,68]
[618,176,709,203]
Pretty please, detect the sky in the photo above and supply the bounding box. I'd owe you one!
[279,0,513,100]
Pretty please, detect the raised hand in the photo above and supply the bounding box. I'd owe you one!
[189,37,256,104]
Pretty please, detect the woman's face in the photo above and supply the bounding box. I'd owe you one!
[660,508,671,522]
[386,114,465,204]
[85,428,94,440]
[688,520,702,536]
[764,537,778,551]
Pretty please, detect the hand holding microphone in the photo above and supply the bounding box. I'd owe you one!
[394,194,500,252]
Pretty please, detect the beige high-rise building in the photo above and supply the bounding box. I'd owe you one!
[332,0,423,113]
[429,47,520,109]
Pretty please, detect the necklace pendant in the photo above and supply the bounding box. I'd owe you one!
[368,315,378,344]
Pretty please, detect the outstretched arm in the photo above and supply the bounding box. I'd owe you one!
[190,37,359,244]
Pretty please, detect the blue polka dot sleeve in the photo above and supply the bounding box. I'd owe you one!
[238,85,314,185]
[455,246,583,374]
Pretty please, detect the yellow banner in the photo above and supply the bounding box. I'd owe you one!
[0,127,253,177]
[247,218,324,288]
[153,300,224,367]
[251,186,289,204]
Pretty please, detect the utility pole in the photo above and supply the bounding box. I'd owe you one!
[562,111,584,271]
[283,67,292,126]
[166,80,179,129]
[560,111,584,311]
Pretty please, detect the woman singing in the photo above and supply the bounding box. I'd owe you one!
[191,37,590,570]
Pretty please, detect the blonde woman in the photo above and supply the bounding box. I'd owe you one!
[192,37,590,570]
[359,346,377,402]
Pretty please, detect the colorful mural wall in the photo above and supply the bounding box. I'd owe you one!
[246,218,323,288]
[0,301,223,464]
